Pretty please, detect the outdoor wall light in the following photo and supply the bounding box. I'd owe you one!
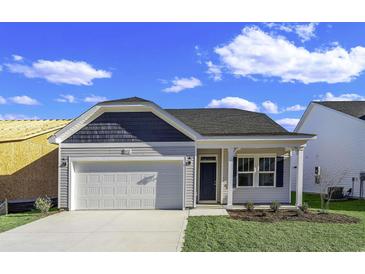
[121,149,132,155]
[60,158,68,168]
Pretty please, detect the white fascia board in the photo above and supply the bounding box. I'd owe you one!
[50,103,201,144]
[69,156,185,162]
[196,137,312,149]
[60,142,195,148]
[197,142,306,149]
[49,105,101,144]
[294,102,314,132]
[197,135,315,141]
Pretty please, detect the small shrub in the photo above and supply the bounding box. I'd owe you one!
[245,201,254,212]
[296,208,304,217]
[270,200,281,212]
[261,210,267,217]
[34,196,52,214]
[300,202,309,213]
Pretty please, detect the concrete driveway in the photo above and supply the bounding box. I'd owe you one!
[0,210,188,252]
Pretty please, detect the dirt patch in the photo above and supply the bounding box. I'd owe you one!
[227,209,360,224]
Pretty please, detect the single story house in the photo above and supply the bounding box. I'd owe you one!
[294,101,365,198]
[0,119,70,201]
[49,97,314,210]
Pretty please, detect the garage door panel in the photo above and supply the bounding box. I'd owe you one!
[73,161,183,210]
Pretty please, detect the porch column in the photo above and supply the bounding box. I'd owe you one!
[295,146,305,207]
[227,147,234,207]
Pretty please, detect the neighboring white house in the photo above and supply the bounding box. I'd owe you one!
[294,101,365,198]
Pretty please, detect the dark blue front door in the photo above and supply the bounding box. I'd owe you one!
[199,162,216,201]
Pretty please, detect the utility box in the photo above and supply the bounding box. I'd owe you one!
[315,166,321,184]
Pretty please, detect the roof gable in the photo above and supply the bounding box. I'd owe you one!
[314,101,365,120]
[64,112,193,143]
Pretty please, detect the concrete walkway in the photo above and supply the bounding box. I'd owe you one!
[0,210,188,252]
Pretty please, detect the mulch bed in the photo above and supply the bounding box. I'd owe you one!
[227,209,360,224]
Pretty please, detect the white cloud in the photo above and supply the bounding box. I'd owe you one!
[262,100,279,114]
[207,96,259,112]
[84,95,107,103]
[206,61,222,81]
[56,94,77,103]
[276,118,300,130]
[294,23,317,42]
[0,113,39,120]
[6,59,111,86]
[163,77,202,93]
[319,92,365,101]
[215,26,365,84]
[285,104,306,111]
[0,96,6,104]
[9,95,40,105]
[12,54,23,61]
[265,23,318,42]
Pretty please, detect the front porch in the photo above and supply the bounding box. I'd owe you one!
[195,139,306,208]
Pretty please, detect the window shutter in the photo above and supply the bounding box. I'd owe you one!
[233,156,237,188]
[276,156,284,187]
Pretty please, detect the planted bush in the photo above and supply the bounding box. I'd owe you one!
[300,202,309,213]
[270,200,281,212]
[34,196,52,214]
[245,201,254,212]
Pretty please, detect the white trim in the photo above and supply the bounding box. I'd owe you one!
[199,154,217,163]
[57,146,61,209]
[196,141,313,149]
[236,154,277,188]
[193,144,197,208]
[288,150,292,204]
[60,142,194,148]
[198,135,314,141]
[227,148,234,206]
[68,155,185,210]
[197,153,218,203]
[220,148,224,204]
[50,103,202,144]
[294,102,314,132]
[182,158,186,210]
[69,156,185,162]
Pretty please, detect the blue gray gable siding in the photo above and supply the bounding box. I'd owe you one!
[64,112,192,143]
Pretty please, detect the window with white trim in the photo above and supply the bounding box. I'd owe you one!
[237,157,254,186]
[237,155,276,187]
[258,157,276,186]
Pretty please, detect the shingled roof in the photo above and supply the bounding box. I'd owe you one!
[97,96,151,105]
[314,101,365,120]
[165,108,307,136]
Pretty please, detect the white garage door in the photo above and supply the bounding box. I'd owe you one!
[72,160,184,210]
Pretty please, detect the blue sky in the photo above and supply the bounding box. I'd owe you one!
[1,23,365,130]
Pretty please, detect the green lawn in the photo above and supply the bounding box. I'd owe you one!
[0,209,58,233]
[183,193,365,252]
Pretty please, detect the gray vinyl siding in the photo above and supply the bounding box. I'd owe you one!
[59,145,195,209]
[232,155,290,204]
